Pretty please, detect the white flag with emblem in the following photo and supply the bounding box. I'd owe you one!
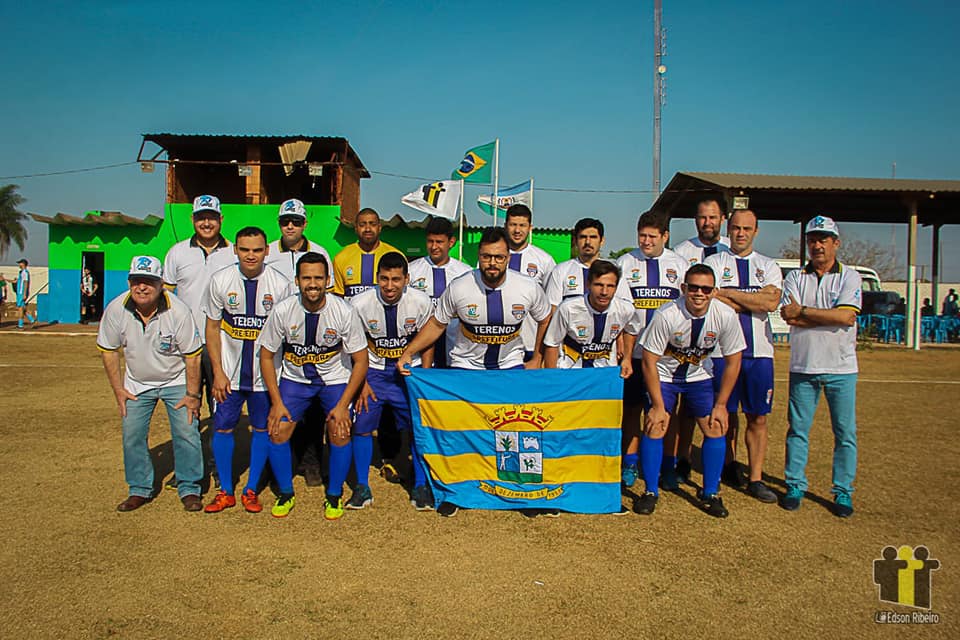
[401,180,462,220]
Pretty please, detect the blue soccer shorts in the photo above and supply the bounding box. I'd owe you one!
[660,379,714,418]
[711,356,774,416]
[353,368,412,436]
[278,378,348,423]
[213,389,270,430]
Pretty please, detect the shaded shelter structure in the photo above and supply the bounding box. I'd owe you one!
[654,172,960,347]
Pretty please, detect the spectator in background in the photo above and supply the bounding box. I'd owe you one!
[893,297,906,316]
[921,298,935,317]
[942,289,959,316]
[80,266,98,324]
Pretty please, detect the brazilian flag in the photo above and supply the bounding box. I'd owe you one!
[451,141,495,184]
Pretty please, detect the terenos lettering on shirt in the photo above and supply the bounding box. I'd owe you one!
[368,336,412,359]
[562,337,613,361]
[629,286,680,308]
[462,323,521,344]
[220,313,267,340]
[665,332,718,366]
[282,342,342,366]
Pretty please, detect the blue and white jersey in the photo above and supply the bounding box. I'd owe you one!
[673,236,730,265]
[257,293,366,386]
[203,264,293,392]
[264,238,333,287]
[703,251,782,359]
[435,270,551,370]
[409,255,472,367]
[642,298,746,383]
[349,286,434,371]
[544,295,641,368]
[507,243,556,352]
[545,258,593,307]
[615,249,689,356]
[16,269,29,297]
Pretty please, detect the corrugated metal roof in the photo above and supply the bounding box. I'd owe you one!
[684,172,960,193]
[30,211,163,227]
[144,133,349,143]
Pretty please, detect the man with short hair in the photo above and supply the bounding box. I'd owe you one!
[615,210,688,488]
[704,209,782,502]
[545,218,606,309]
[779,215,861,518]
[350,252,435,510]
[637,264,745,518]
[201,227,293,515]
[258,252,369,520]
[673,196,730,265]
[97,256,204,512]
[504,204,556,365]
[80,266,98,324]
[398,227,552,516]
[408,217,471,368]
[15,258,35,329]
[264,198,333,285]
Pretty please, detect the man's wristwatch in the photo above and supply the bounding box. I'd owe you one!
[187,391,202,399]
[799,305,807,318]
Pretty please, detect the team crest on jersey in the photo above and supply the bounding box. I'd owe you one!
[158,333,175,354]
[367,319,380,333]
[526,263,538,278]
[566,275,578,289]
[755,268,765,282]
[226,292,240,308]
[672,331,685,346]
[323,328,339,345]
[610,324,621,338]
[511,304,526,321]
[688,257,698,265]
[576,325,588,338]
[403,317,417,333]
[630,268,641,281]
[412,277,427,291]
[665,269,678,283]
[703,331,717,347]
[722,267,733,282]
[466,304,479,318]
[262,294,274,312]
[346,266,354,278]
[289,324,301,340]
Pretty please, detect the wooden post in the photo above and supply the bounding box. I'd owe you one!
[245,143,262,204]
[166,160,178,203]
[931,223,941,312]
[798,216,807,264]
[906,200,918,348]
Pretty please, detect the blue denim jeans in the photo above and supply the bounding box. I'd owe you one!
[785,373,858,496]
[122,384,202,498]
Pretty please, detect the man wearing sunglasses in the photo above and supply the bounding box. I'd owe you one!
[637,264,745,518]
[265,199,332,286]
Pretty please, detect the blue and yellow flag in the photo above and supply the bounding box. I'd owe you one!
[407,368,623,513]
[451,141,495,184]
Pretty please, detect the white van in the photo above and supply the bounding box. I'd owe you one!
[768,259,882,336]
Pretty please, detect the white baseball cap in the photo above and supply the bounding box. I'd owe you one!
[128,256,163,280]
[805,215,840,238]
[192,194,222,216]
[278,198,307,220]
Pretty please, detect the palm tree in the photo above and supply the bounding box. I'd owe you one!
[0,184,28,259]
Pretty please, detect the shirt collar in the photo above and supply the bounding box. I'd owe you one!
[279,237,309,253]
[189,234,229,249]
[123,291,171,325]
[803,260,842,274]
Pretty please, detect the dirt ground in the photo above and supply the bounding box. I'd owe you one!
[0,333,957,639]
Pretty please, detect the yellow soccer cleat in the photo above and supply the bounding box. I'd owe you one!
[271,494,295,518]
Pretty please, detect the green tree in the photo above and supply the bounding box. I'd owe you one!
[607,247,633,260]
[0,184,28,260]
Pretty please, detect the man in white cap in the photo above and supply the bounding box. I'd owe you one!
[264,198,333,285]
[97,256,205,512]
[779,215,862,518]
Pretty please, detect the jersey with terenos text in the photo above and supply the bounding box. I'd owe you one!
[349,286,434,371]
[408,256,472,367]
[264,238,333,287]
[642,298,746,383]
[332,241,401,299]
[507,243,556,351]
[615,249,688,356]
[256,293,366,385]
[703,251,782,359]
[673,236,731,265]
[435,269,550,370]
[163,236,237,340]
[203,264,293,392]
[545,258,593,307]
[543,295,641,368]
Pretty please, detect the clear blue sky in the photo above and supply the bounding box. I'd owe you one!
[2,1,958,279]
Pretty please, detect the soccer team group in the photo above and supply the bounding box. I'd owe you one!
[98,194,862,520]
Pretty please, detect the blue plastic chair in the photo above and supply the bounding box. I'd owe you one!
[885,315,905,344]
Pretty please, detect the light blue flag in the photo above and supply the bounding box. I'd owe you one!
[477,179,533,216]
[406,368,623,513]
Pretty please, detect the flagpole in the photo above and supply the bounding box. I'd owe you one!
[492,138,500,226]
[529,176,535,244]
[458,179,465,261]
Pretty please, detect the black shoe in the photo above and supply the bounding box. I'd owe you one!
[698,491,729,518]
[660,466,680,492]
[437,502,459,518]
[634,492,658,515]
[746,481,777,503]
[721,462,746,489]
[675,457,692,483]
[303,467,323,487]
[521,509,560,518]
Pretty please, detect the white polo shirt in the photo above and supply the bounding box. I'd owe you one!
[507,242,556,352]
[97,291,203,395]
[673,236,731,265]
[642,297,746,383]
[435,269,551,370]
[257,293,366,386]
[544,294,640,368]
[781,261,861,375]
[163,235,237,339]
[264,238,333,287]
[545,258,593,307]
[615,248,689,355]
[202,264,293,392]
[703,250,782,359]
[350,286,434,371]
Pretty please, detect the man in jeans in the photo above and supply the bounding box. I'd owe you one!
[779,215,862,518]
[97,256,204,512]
